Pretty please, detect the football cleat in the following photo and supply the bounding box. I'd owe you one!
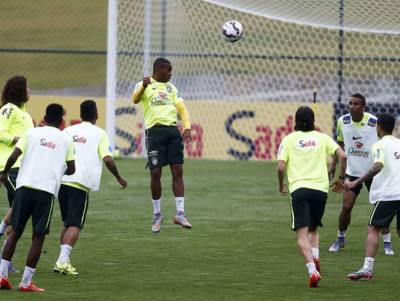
[314,257,321,275]
[173,214,192,229]
[328,239,345,252]
[308,271,321,288]
[347,269,373,281]
[0,277,12,289]
[18,282,45,292]
[384,242,395,255]
[152,213,163,233]
[53,263,79,275]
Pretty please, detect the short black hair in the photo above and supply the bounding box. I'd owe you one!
[80,99,97,121]
[153,57,171,73]
[1,75,28,108]
[294,106,315,132]
[45,103,64,126]
[377,113,396,134]
[350,93,366,106]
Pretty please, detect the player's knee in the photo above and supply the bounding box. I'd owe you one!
[171,165,183,178]
[151,168,162,179]
[342,202,354,212]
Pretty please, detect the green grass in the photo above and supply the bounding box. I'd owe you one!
[1,159,399,300]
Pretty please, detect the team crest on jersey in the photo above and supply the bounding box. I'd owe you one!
[367,118,377,127]
[166,85,172,93]
[343,115,351,124]
[355,142,363,149]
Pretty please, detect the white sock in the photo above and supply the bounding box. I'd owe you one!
[383,233,391,243]
[338,230,346,239]
[306,262,316,276]
[57,244,73,265]
[152,199,161,215]
[0,259,10,278]
[311,248,319,259]
[21,266,35,288]
[0,221,8,234]
[175,197,184,214]
[362,257,375,272]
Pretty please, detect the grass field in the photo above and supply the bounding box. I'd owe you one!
[0,159,399,300]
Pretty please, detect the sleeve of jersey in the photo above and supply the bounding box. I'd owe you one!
[98,132,112,159]
[0,107,16,145]
[336,119,343,142]
[66,141,75,161]
[175,102,191,130]
[372,142,384,165]
[131,82,144,103]
[277,138,288,161]
[326,135,340,155]
[15,133,27,153]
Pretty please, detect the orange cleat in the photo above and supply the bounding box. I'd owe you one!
[314,257,321,275]
[308,271,321,288]
[173,215,192,229]
[0,277,12,289]
[18,282,45,292]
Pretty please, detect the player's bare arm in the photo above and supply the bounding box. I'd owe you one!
[132,77,151,104]
[65,160,76,175]
[0,148,22,185]
[103,155,127,189]
[328,141,344,180]
[331,147,347,192]
[277,160,288,195]
[344,162,383,190]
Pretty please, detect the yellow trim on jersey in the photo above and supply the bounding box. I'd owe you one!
[62,182,90,193]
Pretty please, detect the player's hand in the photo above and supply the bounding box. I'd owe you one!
[328,165,336,180]
[279,184,288,196]
[143,77,151,89]
[343,179,357,190]
[331,178,346,192]
[117,176,128,189]
[182,129,192,143]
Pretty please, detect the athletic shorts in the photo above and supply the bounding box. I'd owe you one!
[369,201,400,229]
[145,125,184,169]
[345,174,372,195]
[290,188,327,231]
[0,168,19,207]
[58,184,89,229]
[10,186,54,235]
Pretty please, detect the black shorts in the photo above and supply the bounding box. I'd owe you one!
[345,174,372,195]
[146,125,184,169]
[0,168,19,207]
[369,201,400,229]
[58,184,89,229]
[10,186,54,235]
[290,188,327,231]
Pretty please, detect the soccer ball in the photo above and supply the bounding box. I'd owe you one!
[221,20,243,42]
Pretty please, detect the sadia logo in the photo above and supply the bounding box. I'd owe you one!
[73,135,87,143]
[40,138,56,149]
[355,142,363,149]
[299,140,316,147]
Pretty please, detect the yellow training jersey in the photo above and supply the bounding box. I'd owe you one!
[0,103,34,170]
[277,130,340,193]
[133,78,183,129]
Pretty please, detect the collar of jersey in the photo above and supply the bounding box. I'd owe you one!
[351,113,369,127]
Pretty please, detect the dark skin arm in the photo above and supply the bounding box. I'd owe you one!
[103,155,127,188]
[65,160,75,175]
[0,148,22,185]
[330,147,347,192]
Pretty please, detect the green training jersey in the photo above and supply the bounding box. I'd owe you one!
[0,103,34,170]
[277,130,339,193]
[133,78,183,129]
